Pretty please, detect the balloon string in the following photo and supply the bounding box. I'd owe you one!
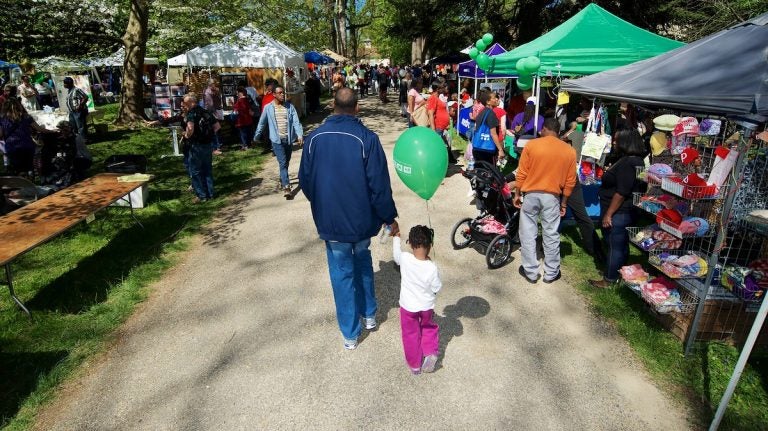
[426,199,436,261]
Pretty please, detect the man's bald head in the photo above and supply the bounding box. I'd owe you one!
[334,87,358,114]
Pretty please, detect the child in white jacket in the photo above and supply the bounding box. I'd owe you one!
[393,225,442,374]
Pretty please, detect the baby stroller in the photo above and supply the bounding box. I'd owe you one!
[450,160,520,269]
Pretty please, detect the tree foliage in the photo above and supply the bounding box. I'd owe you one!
[0,0,126,61]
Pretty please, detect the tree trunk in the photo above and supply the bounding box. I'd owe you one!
[335,0,347,57]
[117,0,150,124]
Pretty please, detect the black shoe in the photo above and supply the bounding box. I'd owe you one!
[518,265,538,284]
[543,271,561,284]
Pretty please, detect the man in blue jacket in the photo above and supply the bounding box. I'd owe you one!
[254,84,303,197]
[299,87,399,350]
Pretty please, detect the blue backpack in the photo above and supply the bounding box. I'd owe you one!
[473,109,496,152]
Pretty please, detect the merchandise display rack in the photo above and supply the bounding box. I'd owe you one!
[628,118,768,354]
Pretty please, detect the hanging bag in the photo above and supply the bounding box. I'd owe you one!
[411,103,430,127]
[472,110,496,152]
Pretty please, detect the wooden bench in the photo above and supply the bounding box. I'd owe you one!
[0,173,148,317]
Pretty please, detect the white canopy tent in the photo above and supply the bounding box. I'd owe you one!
[88,48,159,67]
[185,25,303,71]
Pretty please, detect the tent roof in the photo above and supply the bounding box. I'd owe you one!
[458,43,516,79]
[489,3,684,76]
[304,51,335,65]
[186,25,303,69]
[87,48,159,67]
[321,49,348,63]
[0,60,19,69]
[561,12,768,116]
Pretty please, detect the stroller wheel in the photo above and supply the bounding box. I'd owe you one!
[450,218,473,249]
[486,234,512,269]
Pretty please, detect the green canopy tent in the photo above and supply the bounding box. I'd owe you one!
[487,3,683,135]
[487,3,683,77]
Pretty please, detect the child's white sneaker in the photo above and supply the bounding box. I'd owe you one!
[363,316,377,330]
[421,354,438,373]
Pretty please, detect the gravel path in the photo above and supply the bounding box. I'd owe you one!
[34,96,692,430]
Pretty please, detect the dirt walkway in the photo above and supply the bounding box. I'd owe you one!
[34,95,692,430]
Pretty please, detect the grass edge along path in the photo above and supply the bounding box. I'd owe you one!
[559,227,768,430]
[0,102,274,430]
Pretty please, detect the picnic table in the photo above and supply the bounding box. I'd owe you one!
[0,173,148,317]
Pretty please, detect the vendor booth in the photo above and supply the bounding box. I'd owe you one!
[560,13,768,410]
[456,43,517,137]
[184,25,307,115]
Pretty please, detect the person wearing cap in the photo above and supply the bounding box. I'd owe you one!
[513,117,576,284]
[63,76,89,142]
[510,97,544,137]
[589,129,646,289]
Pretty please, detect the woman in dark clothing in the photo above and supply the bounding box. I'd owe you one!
[0,97,50,175]
[589,129,646,288]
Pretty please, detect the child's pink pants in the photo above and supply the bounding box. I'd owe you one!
[399,307,439,369]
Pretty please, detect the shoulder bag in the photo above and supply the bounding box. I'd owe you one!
[411,104,430,127]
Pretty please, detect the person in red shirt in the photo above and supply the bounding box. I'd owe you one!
[427,83,456,164]
[261,80,276,113]
[489,91,508,143]
[233,87,254,150]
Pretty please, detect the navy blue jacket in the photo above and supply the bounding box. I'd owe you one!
[299,114,398,242]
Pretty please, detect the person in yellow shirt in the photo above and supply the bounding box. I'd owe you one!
[513,117,577,284]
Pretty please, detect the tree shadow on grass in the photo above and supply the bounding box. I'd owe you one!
[25,211,192,313]
[0,350,68,428]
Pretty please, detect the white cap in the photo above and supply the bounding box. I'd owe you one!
[526,96,537,105]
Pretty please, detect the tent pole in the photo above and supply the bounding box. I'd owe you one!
[533,75,540,135]
[709,290,768,430]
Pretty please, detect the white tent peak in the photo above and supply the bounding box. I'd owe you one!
[185,25,302,69]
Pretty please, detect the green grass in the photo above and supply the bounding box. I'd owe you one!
[559,226,768,430]
[0,103,270,430]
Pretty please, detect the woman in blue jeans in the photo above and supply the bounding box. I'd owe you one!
[590,129,646,288]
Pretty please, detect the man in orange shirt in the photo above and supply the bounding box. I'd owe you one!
[513,117,577,284]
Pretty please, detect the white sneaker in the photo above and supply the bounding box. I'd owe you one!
[422,354,438,373]
[343,338,358,350]
[364,316,377,330]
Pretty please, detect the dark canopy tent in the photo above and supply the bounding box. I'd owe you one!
[561,12,768,116]
[428,51,470,65]
[304,51,335,65]
[487,3,683,76]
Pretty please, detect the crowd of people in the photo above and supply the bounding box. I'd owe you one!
[0,76,93,192]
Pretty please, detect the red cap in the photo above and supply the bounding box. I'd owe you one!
[714,146,730,159]
[680,147,700,165]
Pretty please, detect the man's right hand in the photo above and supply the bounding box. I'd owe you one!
[513,195,522,208]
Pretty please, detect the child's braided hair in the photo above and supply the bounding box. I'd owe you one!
[407,225,434,248]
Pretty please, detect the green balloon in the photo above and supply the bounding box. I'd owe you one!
[476,53,491,70]
[468,47,479,60]
[482,33,494,45]
[517,74,532,85]
[515,58,527,74]
[517,81,532,91]
[524,56,541,73]
[475,39,487,51]
[393,127,449,200]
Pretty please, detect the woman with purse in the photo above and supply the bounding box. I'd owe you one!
[427,83,456,164]
[407,79,426,127]
[589,129,646,288]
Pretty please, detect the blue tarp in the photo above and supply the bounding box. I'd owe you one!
[0,60,19,69]
[304,51,335,65]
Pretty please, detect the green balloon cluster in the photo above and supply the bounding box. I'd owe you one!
[473,33,495,70]
[515,55,541,90]
[393,127,449,200]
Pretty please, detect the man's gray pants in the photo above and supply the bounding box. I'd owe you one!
[519,192,562,281]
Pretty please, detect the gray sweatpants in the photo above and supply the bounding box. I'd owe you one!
[519,192,562,281]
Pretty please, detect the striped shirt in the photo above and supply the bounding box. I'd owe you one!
[275,104,288,139]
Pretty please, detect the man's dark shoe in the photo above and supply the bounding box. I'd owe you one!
[518,265,538,284]
[543,271,561,284]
